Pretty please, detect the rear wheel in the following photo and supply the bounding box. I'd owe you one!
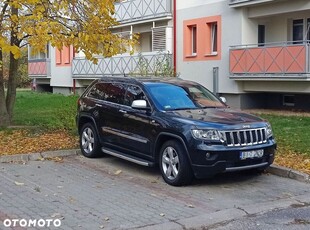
[80,123,101,158]
[159,140,193,186]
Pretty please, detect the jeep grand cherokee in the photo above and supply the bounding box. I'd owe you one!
[76,77,276,186]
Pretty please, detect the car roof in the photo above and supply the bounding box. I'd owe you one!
[98,76,197,86]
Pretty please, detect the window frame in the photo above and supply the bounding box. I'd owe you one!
[210,22,218,54]
[183,16,221,61]
[191,25,197,55]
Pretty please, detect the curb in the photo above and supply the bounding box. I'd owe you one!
[0,149,81,163]
[266,164,310,184]
[0,151,309,184]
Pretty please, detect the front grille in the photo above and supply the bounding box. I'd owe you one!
[220,128,267,147]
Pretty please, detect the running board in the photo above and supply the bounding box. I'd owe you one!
[101,147,153,167]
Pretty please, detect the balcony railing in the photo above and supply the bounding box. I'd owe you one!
[114,0,172,23]
[229,0,276,7]
[230,41,310,78]
[72,52,172,78]
[28,59,51,77]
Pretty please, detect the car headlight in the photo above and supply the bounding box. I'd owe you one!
[191,129,221,141]
[266,123,273,138]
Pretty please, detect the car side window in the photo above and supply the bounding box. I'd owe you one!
[124,85,147,106]
[87,83,106,100]
[88,82,126,105]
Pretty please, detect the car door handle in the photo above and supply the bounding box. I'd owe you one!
[119,109,127,114]
[95,103,103,107]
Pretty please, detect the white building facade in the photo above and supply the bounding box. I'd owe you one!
[28,0,310,110]
[177,0,310,110]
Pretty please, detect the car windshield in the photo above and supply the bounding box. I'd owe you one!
[145,82,225,111]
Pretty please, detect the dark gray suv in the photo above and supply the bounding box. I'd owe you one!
[76,77,276,186]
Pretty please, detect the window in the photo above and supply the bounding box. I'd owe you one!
[258,25,265,46]
[183,16,221,61]
[307,18,310,40]
[211,23,217,53]
[29,45,49,60]
[293,19,304,44]
[88,83,126,105]
[283,95,295,107]
[191,26,197,55]
[135,32,152,52]
[56,46,72,66]
[124,85,147,106]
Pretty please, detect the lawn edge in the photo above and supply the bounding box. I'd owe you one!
[267,164,310,184]
[0,149,81,163]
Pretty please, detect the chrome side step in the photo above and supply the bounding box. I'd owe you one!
[101,147,153,167]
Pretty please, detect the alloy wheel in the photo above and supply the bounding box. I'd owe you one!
[81,127,95,154]
[162,146,180,180]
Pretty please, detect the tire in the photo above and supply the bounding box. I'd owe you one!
[159,140,193,186]
[79,123,101,158]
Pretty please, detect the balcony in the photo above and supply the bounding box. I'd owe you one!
[229,0,276,7]
[72,52,172,78]
[28,59,51,78]
[229,41,310,80]
[114,0,172,24]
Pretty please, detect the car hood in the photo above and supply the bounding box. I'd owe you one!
[166,108,264,127]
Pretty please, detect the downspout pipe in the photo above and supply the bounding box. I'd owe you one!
[173,0,176,74]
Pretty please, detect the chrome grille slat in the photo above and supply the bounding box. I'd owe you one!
[221,128,267,147]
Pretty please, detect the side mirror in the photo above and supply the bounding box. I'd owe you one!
[131,100,148,109]
[219,97,227,104]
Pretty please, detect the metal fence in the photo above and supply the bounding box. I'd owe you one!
[72,52,172,78]
[114,0,172,23]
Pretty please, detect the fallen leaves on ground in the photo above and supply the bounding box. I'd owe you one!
[274,145,310,175]
[0,128,309,176]
[0,129,78,155]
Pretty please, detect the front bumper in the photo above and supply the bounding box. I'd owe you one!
[189,141,276,178]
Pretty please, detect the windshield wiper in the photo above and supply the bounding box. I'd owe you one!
[172,107,199,110]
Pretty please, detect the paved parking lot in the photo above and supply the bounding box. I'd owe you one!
[0,154,310,229]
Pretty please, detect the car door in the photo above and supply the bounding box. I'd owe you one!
[92,82,126,149]
[115,84,155,160]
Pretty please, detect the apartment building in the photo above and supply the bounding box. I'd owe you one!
[28,0,310,110]
[28,0,174,95]
[178,0,310,110]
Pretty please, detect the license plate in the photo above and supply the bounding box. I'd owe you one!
[240,149,264,160]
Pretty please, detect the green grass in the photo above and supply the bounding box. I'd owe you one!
[13,91,79,131]
[12,91,310,156]
[259,114,310,156]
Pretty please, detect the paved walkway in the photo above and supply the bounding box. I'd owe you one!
[0,154,310,229]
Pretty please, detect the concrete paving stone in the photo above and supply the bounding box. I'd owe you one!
[28,152,43,161]
[0,155,310,229]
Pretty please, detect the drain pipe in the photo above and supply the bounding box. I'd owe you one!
[173,0,177,74]
[73,79,76,95]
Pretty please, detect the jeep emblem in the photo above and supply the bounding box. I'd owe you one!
[242,125,251,129]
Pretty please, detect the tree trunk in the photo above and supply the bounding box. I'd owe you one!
[5,6,19,123]
[0,50,10,127]
[6,52,19,121]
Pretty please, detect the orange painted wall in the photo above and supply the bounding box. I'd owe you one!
[56,45,74,67]
[183,15,221,61]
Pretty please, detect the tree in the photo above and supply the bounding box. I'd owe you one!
[0,0,135,127]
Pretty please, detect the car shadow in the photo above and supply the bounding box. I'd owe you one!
[92,154,266,187]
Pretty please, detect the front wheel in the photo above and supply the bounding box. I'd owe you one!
[80,123,101,158]
[159,140,193,186]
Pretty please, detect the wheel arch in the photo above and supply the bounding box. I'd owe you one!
[154,132,193,166]
[78,115,100,135]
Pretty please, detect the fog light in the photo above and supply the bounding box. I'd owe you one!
[205,152,211,159]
